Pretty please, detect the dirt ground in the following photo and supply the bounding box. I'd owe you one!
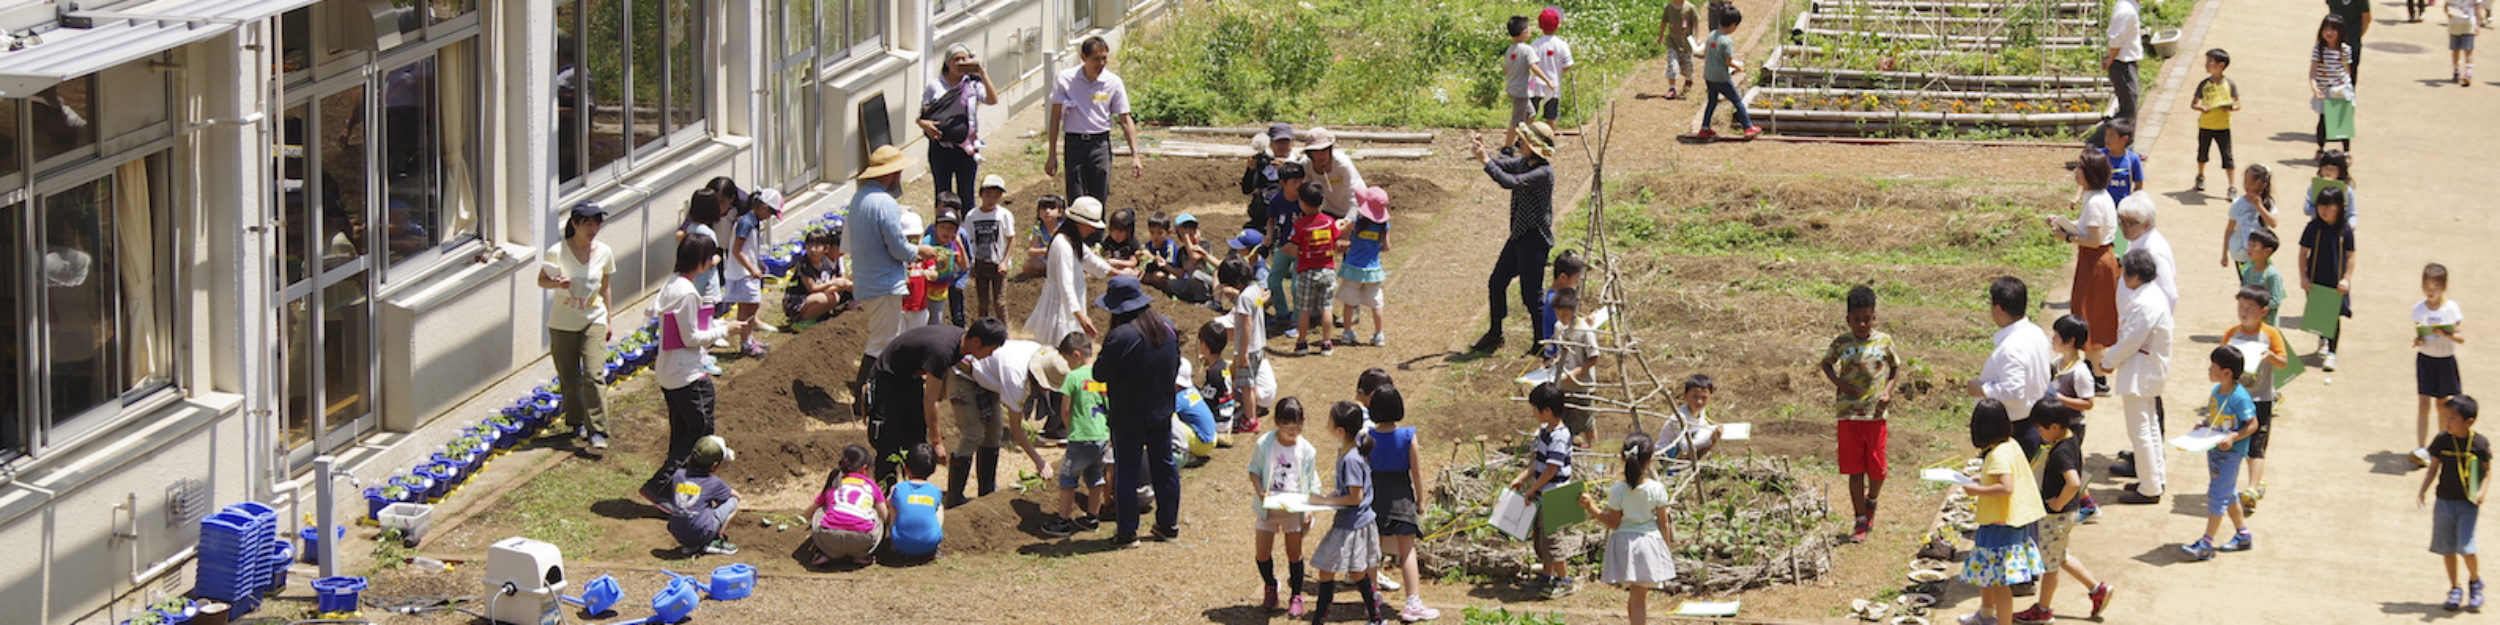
[352,0,2144,620]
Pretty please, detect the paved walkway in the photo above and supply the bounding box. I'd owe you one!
[1939,4,2500,622]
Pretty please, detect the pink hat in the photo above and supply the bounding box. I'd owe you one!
[1537,7,1562,33]
[1354,186,1390,224]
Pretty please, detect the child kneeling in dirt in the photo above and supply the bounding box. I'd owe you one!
[805,445,889,566]
[667,436,743,556]
[889,444,947,559]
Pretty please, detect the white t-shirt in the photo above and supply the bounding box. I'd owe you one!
[1230,284,1270,364]
[2415,299,2467,358]
[544,241,617,332]
[1530,35,1575,99]
[2076,189,2118,246]
[722,213,765,282]
[968,339,1044,408]
[2107,0,2144,63]
[965,205,1016,264]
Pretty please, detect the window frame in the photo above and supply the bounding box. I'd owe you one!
[370,35,486,286]
[18,147,182,455]
[553,0,714,197]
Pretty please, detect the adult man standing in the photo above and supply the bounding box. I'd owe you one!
[1302,128,1366,218]
[1469,122,1559,355]
[1096,276,1183,545]
[1045,37,1144,203]
[1239,122,1302,232]
[2102,250,2174,504]
[871,319,1008,485]
[847,146,939,414]
[2326,0,2372,83]
[1968,277,2055,448]
[2102,0,2145,127]
[920,44,999,211]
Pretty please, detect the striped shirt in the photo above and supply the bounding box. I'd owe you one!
[1485,154,1557,246]
[2312,43,2352,92]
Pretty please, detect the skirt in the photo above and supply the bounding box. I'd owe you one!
[1601,530,1679,587]
[1959,524,2046,587]
[1312,522,1384,573]
[2071,245,2122,349]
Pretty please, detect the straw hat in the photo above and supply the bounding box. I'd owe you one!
[1515,121,1558,160]
[857,145,911,180]
[1064,196,1108,229]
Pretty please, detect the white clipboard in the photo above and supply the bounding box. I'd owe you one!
[1490,489,1537,540]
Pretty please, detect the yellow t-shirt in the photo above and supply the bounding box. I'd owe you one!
[1974,440,2048,527]
[2196,77,2238,131]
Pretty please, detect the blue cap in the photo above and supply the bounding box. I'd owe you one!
[1228,229,1264,250]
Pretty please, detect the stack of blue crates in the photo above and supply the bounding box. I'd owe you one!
[194,501,280,616]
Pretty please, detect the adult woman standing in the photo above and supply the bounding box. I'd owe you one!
[1469,122,1559,355]
[542,201,616,449]
[1095,275,1184,544]
[2051,150,2122,393]
[1024,196,1118,344]
[921,44,998,209]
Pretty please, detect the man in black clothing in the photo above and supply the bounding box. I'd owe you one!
[870,318,1008,484]
[1470,122,1560,355]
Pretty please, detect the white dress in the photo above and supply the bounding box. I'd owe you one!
[1022,235,1110,344]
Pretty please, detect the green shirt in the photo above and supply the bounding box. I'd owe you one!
[1664,1,1700,52]
[1703,31,1736,83]
[2240,263,2286,326]
[1059,366,1111,442]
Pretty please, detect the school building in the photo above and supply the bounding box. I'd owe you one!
[0,0,1165,621]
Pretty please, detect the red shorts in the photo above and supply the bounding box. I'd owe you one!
[1837,419,1890,476]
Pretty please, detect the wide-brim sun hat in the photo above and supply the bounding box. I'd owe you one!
[857,145,911,180]
[1301,127,1337,153]
[1516,121,1558,160]
[1064,196,1108,229]
[1353,186,1390,223]
[1029,348,1072,390]
[1095,274,1154,315]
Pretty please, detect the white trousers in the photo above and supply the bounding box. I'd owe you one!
[2123,394,2166,497]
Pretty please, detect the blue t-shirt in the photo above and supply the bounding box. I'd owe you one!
[1367,426,1416,472]
[1175,387,1217,445]
[1329,448,1376,530]
[1342,219,1389,271]
[684,223,721,298]
[2208,384,2256,456]
[889,480,945,556]
[2105,148,2145,203]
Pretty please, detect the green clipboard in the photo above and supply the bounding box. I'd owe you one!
[2308,177,2349,205]
[2301,284,2343,339]
[1538,481,1588,528]
[2321,99,2355,141]
[2274,340,2305,388]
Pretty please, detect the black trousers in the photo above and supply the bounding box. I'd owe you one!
[1063,132,1112,202]
[929,142,979,207]
[2197,128,2234,169]
[1486,235,1553,339]
[1112,421,1181,535]
[646,379,717,492]
[870,372,930,486]
[2109,60,2141,123]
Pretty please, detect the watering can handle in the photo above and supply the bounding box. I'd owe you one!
[562,595,586,606]
[660,570,716,598]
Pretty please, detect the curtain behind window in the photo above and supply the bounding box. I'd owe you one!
[116,159,160,385]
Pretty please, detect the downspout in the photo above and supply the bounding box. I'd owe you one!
[9,482,57,625]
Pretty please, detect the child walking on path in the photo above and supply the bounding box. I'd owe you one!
[2420,395,2489,612]
[2190,49,2240,196]
[2450,0,2481,85]
[2298,187,2356,370]
[1658,0,1701,99]
[1511,383,1580,598]
[1959,399,2048,625]
[2310,15,2356,155]
[2239,228,2286,327]
[1249,398,1320,615]
[1503,16,1559,128]
[2223,165,2276,272]
[1337,187,1393,347]
[1367,386,1440,621]
[2047,315,2103,523]
[1578,432,1678,625]
[1306,401,1389,625]
[2180,347,2259,561]
[1822,285,1901,542]
[2414,264,2467,466]
[2223,286,2291,514]
[2014,399,2114,623]
[1697,6,1760,139]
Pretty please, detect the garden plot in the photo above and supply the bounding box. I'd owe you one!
[1753,0,2122,138]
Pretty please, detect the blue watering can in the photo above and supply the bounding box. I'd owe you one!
[663,564,754,600]
[561,574,624,616]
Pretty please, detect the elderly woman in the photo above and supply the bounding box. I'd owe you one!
[921,43,999,209]
[2051,150,2121,394]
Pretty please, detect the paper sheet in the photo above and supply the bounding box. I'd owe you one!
[2171,427,2233,453]
[1718,423,1753,441]
[1261,493,1346,514]
[2047,215,2086,240]
[1515,367,1556,385]
[1920,468,1978,487]
[1490,489,1537,541]
[1674,601,1742,617]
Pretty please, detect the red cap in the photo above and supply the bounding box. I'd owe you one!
[1537,7,1561,33]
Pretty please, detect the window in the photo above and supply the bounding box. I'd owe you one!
[29,157,173,444]
[31,78,97,165]
[553,0,710,188]
[378,43,480,270]
[847,0,887,54]
[1068,0,1090,32]
[2,202,21,456]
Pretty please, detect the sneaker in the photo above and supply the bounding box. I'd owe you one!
[1377,577,1401,592]
[2322,350,2338,371]
[1850,516,1871,543]
[744,341,771,358]
[2012,605,2054,625]
[1320,341,1335,357]
[2108,462,2137,479]
[1470,331,1506,354]
[590,433,610,450]
[2094,376,2111,397]
[1539,577,1577,599]
[1694,129,1720,140]
[1076,514,1101,532]
[2238,488,2260,516]
[2193,175,2206,192]
[1742,126,1763,139]
[1341,329,1360,345]
[1956,613,1999,625]
[1108,532,1140,547]
[702,359,725,377]
[2220,531,2255,552]
[2119,490,2161,505]
[1040,517,1080,537]
[2414,447,2436,467]
[1284,328,1299,339]
[2449,587,2467,611]
[1288,595,1308,617]
[2228,186,2239,199]
[1372,332,1386,346]
[1294,341,1309,356]
[2011,581,2036,597]
[2088,583,2115,617]
[2180,537,2216,561]
[572,425,589,440]
[1400,597,1442,622]
[1153,524,1181,540]
[2078,497,2101,524]
[2471,579,2486,611]
[1263,585,1281,611]
[703,538,740,555]
[638,483,677,514]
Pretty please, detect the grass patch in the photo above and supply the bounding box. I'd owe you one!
[1566,184,2068,279]
[1124,0,1669,128]
[467,457,654,559]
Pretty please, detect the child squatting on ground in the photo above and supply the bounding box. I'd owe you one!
[1576,432,1679,625]
[2419,395,2489,612]
[667,436,743,556]
[805,445,889,566]
[1822,284,1901,543]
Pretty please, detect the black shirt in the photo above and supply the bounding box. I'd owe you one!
[1098,235,1141,266]
[1096,313,1182,433]
[2039,438,2084,513]
[1484,155,1556,246]
[2432,432,2491,502]
[2325,0,2369,41]
[872,325,967,445]
[2299,218,2355,288]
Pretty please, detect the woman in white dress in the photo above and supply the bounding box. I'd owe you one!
[1024,196,1118,344]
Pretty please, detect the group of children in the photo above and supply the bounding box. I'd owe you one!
[1234,126,1398,357]
[1245,370,1442,624]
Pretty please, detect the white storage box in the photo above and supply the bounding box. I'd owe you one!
[378,503,435,546]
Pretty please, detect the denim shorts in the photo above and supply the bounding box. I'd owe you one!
[1059,440,1110,489]
[2433,498,2481,555]
[2206,450,2244,517]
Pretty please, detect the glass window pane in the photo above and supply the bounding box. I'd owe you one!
[321,270,371,434]
[784,0,816,58]
[114,159,165,387]
[281,8,312,74]
[319,88,370,273]
[44,176,120,424]
[668,0,703,134]
[1,203,21,454]
[778,64,816,183]
[430,0,475,23]
[852,0,884,49]
[383,58,442,265]
[585,0,627,173]
[0,99,18,179]
[631,0,663,151]
[281,104,313,285]
[438,42,479,243]
[376,0,426,49]
[555,0,582,182]
[282,298,313,448]
[32,78,98,164]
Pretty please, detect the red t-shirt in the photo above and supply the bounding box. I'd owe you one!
[1292,213,1343,272]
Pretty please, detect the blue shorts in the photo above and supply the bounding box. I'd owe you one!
[2206,450,2245,517]
[2433,499,2481,556]
[1058,440,1109,489]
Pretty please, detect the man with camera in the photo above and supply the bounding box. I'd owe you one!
[921,44,999,210]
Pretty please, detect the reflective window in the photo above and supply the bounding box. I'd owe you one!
[281,8,312,74]
[850,0,887,51]
[382,57,440,265]
[40,164,162,428]
[0,99,18,178]
[667,0,703,134]
[319,88,371,274]
[584,0,627,172]
[555,0,710,186]
[31,78,97,164]
[1,202,19,455]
